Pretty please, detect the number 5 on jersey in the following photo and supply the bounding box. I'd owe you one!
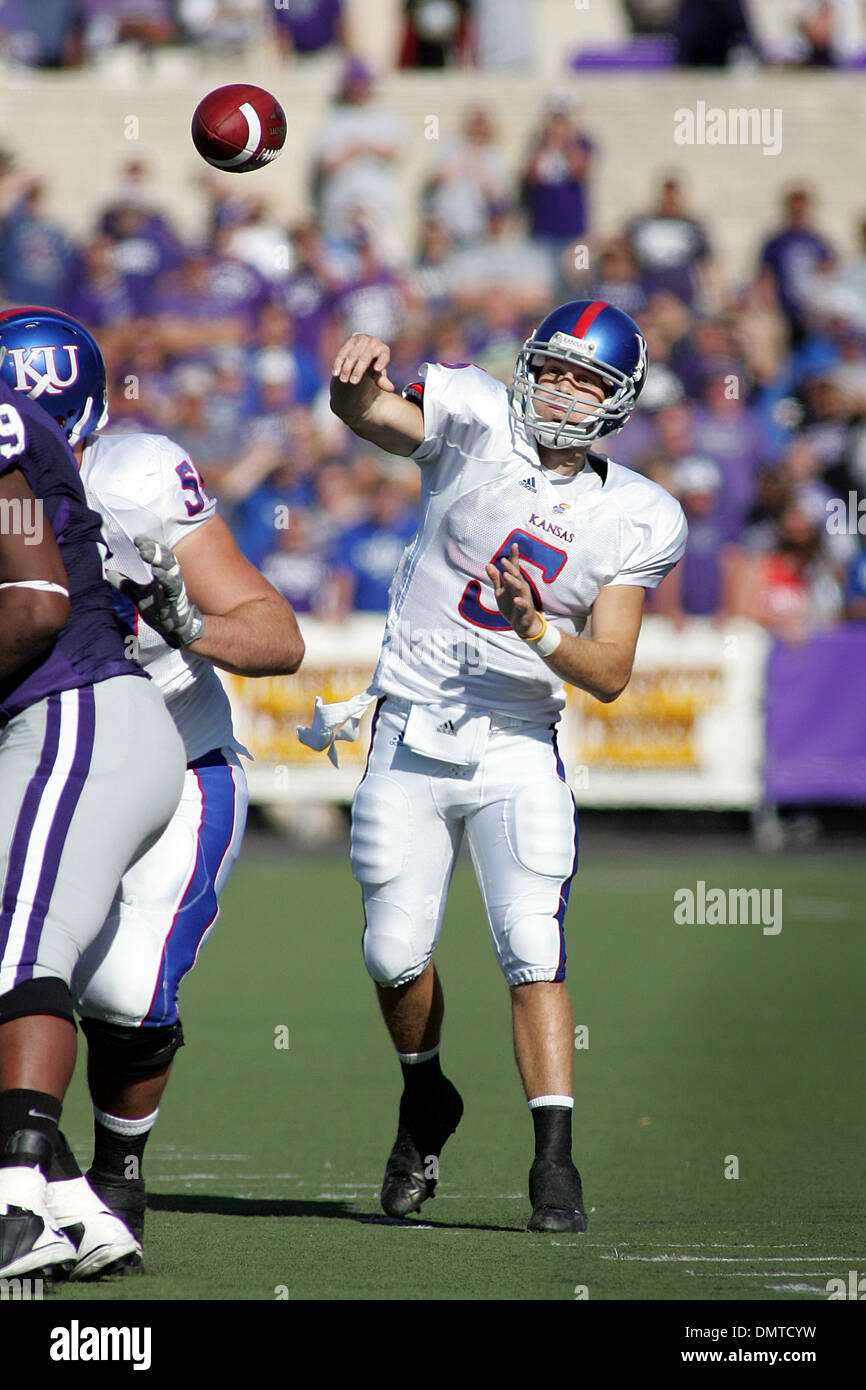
[458,528,567,630]
[175,459,207,516]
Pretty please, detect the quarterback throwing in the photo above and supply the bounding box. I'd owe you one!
[326,300,687,1231]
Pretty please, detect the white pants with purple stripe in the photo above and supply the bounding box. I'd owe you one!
[72,749,248,1028]
[0,676,185,998]
[351,699,579,988]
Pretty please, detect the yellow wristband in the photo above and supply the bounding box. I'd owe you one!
[523,615,562,659]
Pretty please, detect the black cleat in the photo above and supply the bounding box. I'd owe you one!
[85,1168,146,1249]
[527,1157,588,1233]
[0,1206,77,1281]
[380,1079,463,1219]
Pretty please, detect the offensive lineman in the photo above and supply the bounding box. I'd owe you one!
[0,374,185,1280]
[322,300,688,1230]
[0,307,304,1272]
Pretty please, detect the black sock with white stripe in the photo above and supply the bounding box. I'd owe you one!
[529,1095,574,1162]
[91,1108,158,1182]
[398,1046,444,1102]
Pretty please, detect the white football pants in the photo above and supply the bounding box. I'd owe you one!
[351,698,579,988]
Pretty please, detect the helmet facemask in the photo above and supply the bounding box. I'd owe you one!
[512,334,645,448]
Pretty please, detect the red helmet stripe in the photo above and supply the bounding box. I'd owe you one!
[571,301,607,338]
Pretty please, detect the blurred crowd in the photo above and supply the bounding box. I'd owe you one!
[1,48,866,640]
[0,0,516,70]
[0,1,862,71]
[625,0,865,68]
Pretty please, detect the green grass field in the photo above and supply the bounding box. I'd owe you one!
[51,847,864,1302]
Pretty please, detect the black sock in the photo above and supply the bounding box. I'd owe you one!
[531,1105,573,1163]
[48,1129,84,1182]
[0,1088,62,1174]
[399,1051,444,1105]
[91,1120,149,1183]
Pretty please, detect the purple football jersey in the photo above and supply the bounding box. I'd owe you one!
[0,378,143,720]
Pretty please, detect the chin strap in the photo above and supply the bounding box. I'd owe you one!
[527,404,602,449]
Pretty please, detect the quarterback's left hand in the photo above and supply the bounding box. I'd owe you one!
[108,536,205,649]
[486,544,545,641]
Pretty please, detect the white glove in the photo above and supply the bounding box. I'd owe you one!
[296,689,377,767]
[108,536,204,649]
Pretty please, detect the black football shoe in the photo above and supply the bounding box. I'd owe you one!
[0,1132,78,1280]
[85,1167,147,1249]
[380,1079,463,1219]
[527,1157,588,1233]
[0,1205,77,1281]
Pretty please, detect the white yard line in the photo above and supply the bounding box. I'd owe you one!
[600,1253,856,1263]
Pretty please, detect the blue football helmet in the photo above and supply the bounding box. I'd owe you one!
[511,299,648,448]
[0,306,109,446]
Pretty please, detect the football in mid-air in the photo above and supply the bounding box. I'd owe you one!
[191,84,286,172]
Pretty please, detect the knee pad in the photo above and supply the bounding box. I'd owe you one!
[362,899,427,987]
[506,779,578,879]
[351,775,412,885]
[504,909,565,982]
[0,977,75,1027]
[80,1017,185,1078]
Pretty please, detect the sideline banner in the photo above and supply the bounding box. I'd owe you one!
[560,618,769,808]
[220,617,770,810]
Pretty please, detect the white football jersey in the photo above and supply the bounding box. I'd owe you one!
[372,364,688,721]
[79,432,237,762]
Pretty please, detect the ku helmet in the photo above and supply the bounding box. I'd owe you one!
[0,306,108,445]
[511,299,648,448]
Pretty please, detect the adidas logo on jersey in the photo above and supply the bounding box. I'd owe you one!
[518,477,537,492]
[436,720,456,735]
